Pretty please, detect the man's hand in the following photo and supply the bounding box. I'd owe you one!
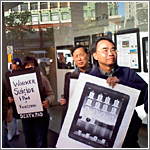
[42,99,49,108]
[106,76,120,88]
[60,98,66,105]
[8,97,14,103]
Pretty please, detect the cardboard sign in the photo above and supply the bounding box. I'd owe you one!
[5,67,45,118]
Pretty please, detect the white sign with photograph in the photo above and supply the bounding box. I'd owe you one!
[9,73,43,114]
[56,73,140,148]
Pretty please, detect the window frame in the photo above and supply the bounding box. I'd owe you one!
[62,12,68,20]
[40,2,48,10]
[51,13,59,21]
[21,3,28,11]
[41,13,49,22]
[30,2,38,10]
[32,14,39,22]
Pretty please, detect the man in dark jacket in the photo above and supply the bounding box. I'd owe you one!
[60,45,95,125]
[89,37,148,148]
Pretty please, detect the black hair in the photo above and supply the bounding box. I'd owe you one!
[89,37,116,54]
[22,56,38,68]
[71,45,88,56]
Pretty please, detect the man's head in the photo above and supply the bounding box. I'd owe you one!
[90,37,117,70]
[72,45,89,72]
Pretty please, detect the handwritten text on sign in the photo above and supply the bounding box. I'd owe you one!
[9,73,43,114]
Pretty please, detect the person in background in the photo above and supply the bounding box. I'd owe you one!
[89,37,148,148]
[2,77,12,148]
[60,45,95,125]
[21,56,54,148]
[57,52,67,69]
[7,58,22,141]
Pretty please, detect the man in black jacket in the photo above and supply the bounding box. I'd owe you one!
[89,37,148,148]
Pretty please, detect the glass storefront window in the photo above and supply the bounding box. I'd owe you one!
[3,2,149,129]
[4,1,148,79]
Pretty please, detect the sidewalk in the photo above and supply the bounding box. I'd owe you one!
[9,129,59,148]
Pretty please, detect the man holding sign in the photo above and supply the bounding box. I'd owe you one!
[89,37,148,148]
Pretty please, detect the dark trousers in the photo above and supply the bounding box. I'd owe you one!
[22,115,49,148]
[122,111,142,148]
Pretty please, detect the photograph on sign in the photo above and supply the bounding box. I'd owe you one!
[68,82,129,148]
[56,73,140,148]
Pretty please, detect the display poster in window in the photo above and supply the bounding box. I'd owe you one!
[56,73,140,148]
[114,28,141,72]
[5,67,45,119]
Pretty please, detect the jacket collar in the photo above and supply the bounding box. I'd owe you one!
[94,63,119,78]
[74,63,95,74]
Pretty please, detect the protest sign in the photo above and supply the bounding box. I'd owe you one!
[5,67,45,118]
[56,73,140,148]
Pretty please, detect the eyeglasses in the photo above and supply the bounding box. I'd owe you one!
[98,48,118,54]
